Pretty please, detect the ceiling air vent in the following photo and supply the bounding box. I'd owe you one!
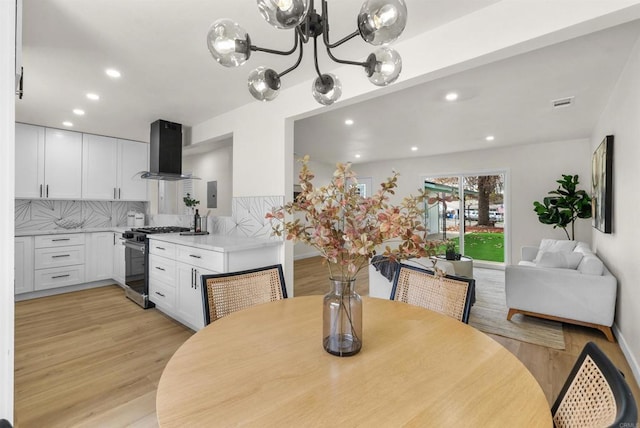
[552,96,574,109]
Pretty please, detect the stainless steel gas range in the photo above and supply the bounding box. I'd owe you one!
[121,226,189,308]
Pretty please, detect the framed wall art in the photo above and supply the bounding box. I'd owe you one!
[591,135,613,233]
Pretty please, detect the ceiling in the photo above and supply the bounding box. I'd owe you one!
[16,1,640,165]
[16,0,500,143]
[294,20,640,164]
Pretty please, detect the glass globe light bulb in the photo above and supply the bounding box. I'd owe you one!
[312,73,342,106]
[206,19,251,67]
[248,67,281,101]
[257,0,310,29]
[358,0,407,46]
[367,47,402,86]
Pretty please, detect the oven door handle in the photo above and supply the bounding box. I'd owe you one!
[124,241,145,253]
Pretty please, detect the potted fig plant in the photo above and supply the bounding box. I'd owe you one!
[533,174,591,240]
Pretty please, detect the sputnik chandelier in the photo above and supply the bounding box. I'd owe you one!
[206,0,407,105]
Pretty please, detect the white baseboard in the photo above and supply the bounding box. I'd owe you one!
[15,280,121,301]
[613,323,640,391]
[294,250,321,260]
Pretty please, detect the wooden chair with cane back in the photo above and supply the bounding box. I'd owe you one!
[390,263,475,323]
[552,341,637,427]
[201,264,287,325]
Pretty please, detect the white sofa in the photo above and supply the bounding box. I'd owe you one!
[505,239,617,341]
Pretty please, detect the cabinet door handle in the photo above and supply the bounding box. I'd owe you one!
[119,188,121,199]
[155,246,165,250]
[189,254,201,259]
[52,254,70,258]
[52,274,70,279]
[52,238,70,242]
[192,268,196,288]
[114,188,117,199]
[40,184,43,197]
[46,185,49,198]
[155,291,165,298]
[194,269,198,289]
[155,266,165,271]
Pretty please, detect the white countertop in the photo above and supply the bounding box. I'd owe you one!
[15,227,128,237]
[148,233,282,253]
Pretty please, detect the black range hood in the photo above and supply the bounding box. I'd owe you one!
[141,119,195,181]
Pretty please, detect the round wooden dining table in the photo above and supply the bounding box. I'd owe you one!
[156,296,552,427]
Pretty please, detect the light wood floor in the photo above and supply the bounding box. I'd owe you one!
[14,258,640,426]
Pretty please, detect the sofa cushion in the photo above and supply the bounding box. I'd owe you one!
[577,255,605,276]
[536,250,583,269]
[573,241,593,255]
[535,239,578,262]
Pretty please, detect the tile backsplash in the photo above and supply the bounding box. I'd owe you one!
[15,199,147,231]
[16,196,283,240]
[148,196,284,240]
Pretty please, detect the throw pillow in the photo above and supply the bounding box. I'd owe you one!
[535,239,578,262]
[536,250,583,269]
[577,255,605,276]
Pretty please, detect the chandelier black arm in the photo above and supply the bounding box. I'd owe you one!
[250,30,299,56]
[277,35,304,79]
[320,0,368,68]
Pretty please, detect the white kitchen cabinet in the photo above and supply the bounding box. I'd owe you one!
[147,237,280,331]
[15,123,44,198]
[34,233,85,291]
[112,233,126,286]
[118,139,148,201]
[86,232,114,282]
[176,262,213,331]
[82,134,118,200]
[82,136,148,201]
[14,236,34,294]
[43,128,83,199]
[15,125,82,199]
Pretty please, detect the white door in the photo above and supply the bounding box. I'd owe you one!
[176,263,210,330]
[118,139,148,201]
[14,237,34,294]
[82,134,118,200]
[44,128,82,199]
[15,123,44,198]
[86,232,114,282]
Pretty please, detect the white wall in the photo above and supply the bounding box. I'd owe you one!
[350,138,592,265]
[182,144,233,216]
[591,32,640,384]
[1,0,16,422]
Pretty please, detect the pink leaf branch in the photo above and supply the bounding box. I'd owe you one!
[266,155,440,281]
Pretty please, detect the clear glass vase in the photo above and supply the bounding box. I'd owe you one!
[323,278,362,357]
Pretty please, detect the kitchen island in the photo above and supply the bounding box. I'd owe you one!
[147,233,282,331]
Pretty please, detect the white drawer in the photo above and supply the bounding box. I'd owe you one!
[149,240,176,258]
[149,254,176,286]
[34,265,85,290]
[35,246,84,269]
[176,245,224,271]
[149,281,176,312]
[35,234,85,248]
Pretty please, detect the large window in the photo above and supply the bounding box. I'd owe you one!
[424,172,505,264]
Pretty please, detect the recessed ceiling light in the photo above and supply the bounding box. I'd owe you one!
[62,121,73,127]
[73,109,85,116]
[445,92,459,101]
[105,68,121,78]
[355,154,361,158]
[411,146,418,151]
[485,135,495,141]
[345,119,354,125]
[86,92,100,100]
